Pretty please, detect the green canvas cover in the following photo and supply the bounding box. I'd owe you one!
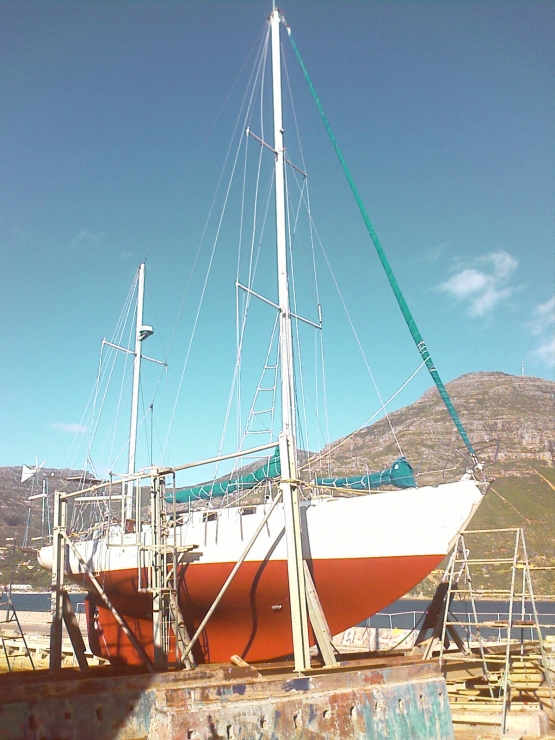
[315,457,416,491]
[167,447,281,504]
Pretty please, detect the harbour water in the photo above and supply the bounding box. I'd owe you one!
[5,593,554,638]
[365,598,555,640]
[2,592,84,614]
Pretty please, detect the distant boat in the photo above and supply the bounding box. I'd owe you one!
[39,6,485,668]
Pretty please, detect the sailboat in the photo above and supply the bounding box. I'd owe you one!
[39,7,485,670]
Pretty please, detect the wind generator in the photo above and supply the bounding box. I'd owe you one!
[21,459,51,548]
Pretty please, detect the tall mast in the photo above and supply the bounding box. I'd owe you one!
[271,7,311,672]
[125,262,152,520]
[271,10,295,447]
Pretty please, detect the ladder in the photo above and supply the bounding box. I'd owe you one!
[139,475,197,670]
[438,528,555,734]
[0,589,35,671]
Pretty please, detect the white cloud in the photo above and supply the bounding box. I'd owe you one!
[439,251,518,317]
[530,296,555,335]
[484,251,517,281]
[529,297,555,367]
[534,336,555,367]
[70,230,104,252]
[426,242,448,263]
[49,422,88,434]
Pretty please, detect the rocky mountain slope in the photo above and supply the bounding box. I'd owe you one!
[308,372,553,485]
[0,468,91,588]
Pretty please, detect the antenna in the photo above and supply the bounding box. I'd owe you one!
[21,458,48,549]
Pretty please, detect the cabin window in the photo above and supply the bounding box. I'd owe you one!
[240,506,256,516]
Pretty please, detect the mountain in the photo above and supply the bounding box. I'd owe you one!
[0,467,94,588]
[308,371,553,484]
[0,371,553,593]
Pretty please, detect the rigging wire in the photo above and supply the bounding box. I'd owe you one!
[141,25,267,267]
[215,28,285,484]
[286,168,406,471]
[282,44,332,472]
[228,175,276,443]
[162,24,269,366]
[64,272,138,531]
[232,33,271,461]
[310,216,405,457]
[215,164,275,488]
[61,265,168,532]
[300,360,426,473]
[67,283,136,547]
[89,276,137,461]
[286,20,479,467]
[162,25,271,464]
[62,271,138,477]
[285,165,312,461]
[107,301,136,466]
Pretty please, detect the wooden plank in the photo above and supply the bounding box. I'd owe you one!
[62,591,89,671]
[303,561,338,667]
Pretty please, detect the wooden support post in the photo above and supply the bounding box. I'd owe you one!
[169,591,195,670]
[64,535,154,672]
[62,591,89,671]
[413,581,466,660]
[303,562,338,667]
[279,433,311,672]
[413,582,450,650]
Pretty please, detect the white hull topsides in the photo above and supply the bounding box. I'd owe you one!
[39,478,483,577]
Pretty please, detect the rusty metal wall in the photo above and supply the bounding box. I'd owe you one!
[0,659,454,739]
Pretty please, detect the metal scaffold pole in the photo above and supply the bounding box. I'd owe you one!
[49,491,66,673]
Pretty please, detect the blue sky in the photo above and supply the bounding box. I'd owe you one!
[1,0,553,478]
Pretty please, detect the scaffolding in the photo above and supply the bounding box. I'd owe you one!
[434,528,555,735]
[0,588,35,672]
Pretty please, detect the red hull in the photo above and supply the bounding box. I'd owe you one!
[85,554,441,665]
